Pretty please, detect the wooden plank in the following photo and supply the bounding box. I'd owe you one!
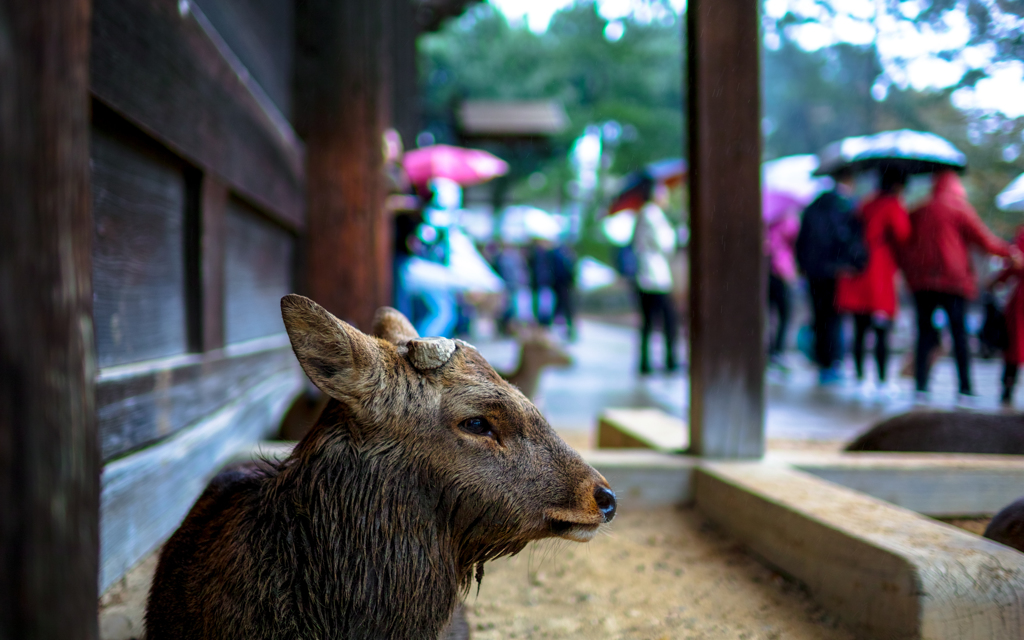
[0,0,99,636]
[686,0,765,458]
[223,200,295,343]
[696,462,1024,640]
[91,123,190,368]
[200,175,228,351]
[99,370,303,592]
[775,451,1024,517]
[90,0,305,229]
[597,408,688,452]
[97,337,297,461]
[296,0,391,331]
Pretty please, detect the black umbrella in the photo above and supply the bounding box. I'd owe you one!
[814,129,967,176]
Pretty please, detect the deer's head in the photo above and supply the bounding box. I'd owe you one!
[280,295,615,560]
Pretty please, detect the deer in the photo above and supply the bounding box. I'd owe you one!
[501,326,573,401]
[985,496,1024,554]
[144,294,616,640]
[846,410,1024,454]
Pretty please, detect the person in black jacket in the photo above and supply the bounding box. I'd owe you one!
[795,169,866,384]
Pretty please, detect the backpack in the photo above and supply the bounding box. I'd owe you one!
[615,244,638,279]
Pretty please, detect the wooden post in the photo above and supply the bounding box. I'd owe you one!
[296,0,391,331]
[686,0,765,458]
[0,0,99,637]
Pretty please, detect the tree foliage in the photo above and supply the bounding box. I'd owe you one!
[420,0,1024,234]
[419,2,684,186]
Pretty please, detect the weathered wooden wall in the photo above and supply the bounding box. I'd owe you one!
[687,0,765,458]
[90,0,306,592]
[0,0,99,636]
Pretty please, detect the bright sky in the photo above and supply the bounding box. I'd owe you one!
[488,0,686,32]
[487,0,1024,118]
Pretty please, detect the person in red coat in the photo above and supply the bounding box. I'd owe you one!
[836,167,911,387]
[898,170,1012,400]
[990,228,1024,405]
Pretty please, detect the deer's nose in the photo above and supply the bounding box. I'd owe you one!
[594,486,617,522]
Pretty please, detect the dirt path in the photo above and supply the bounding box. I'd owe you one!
[463,507,856,640]
[101,506,858,640]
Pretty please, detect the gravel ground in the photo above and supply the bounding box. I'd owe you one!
[462,506,858,640]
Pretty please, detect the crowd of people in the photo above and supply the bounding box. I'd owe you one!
[487,239,578,339]
[770,167,1024,406]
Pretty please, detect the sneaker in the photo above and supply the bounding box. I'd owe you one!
[913,390,932,407]
[956,393,979,409]
[876,381,901,400]
[855,378,873,397]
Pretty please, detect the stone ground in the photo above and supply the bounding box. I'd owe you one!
[100,316,1015,639]
[475,315,1017,450]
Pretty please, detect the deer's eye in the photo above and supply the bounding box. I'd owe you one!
[459,417,495,439]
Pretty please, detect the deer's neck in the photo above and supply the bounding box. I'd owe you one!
[272,413,465,639]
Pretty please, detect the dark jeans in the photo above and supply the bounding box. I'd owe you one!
[852,314,891,382]
[808,278,841,370]
[913,290,971,394]
[638,290,677,372]
[1004,362,1018,403]
[768,274,790,356]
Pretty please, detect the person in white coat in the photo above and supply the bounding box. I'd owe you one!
[631,177,678,374]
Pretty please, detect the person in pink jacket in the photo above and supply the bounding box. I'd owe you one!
[765,201,800,368]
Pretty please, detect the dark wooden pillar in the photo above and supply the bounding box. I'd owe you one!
[686,0,765,458]
[296,0,391,331]
[0,0,99,636]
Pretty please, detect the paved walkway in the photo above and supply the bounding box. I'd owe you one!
[473,318,1015,449]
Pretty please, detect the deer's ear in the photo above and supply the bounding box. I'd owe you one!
[281,294,381,398]
[372,306,419,344]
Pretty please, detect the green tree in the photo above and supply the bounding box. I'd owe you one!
[419,2,685,199]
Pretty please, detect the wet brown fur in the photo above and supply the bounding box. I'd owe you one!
[985,496,1024,553]
[145,296,611,639]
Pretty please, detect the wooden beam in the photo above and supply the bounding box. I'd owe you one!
[97,338,298,462]
[0,0,99,636]
[90,0,306,230]
[696,462,1024,639]
[776,451,1024,517]
[597,408,689,453]
[686,0,765,458]
[296,0,391,331]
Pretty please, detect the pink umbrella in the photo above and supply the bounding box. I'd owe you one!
[403,144,509,188]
